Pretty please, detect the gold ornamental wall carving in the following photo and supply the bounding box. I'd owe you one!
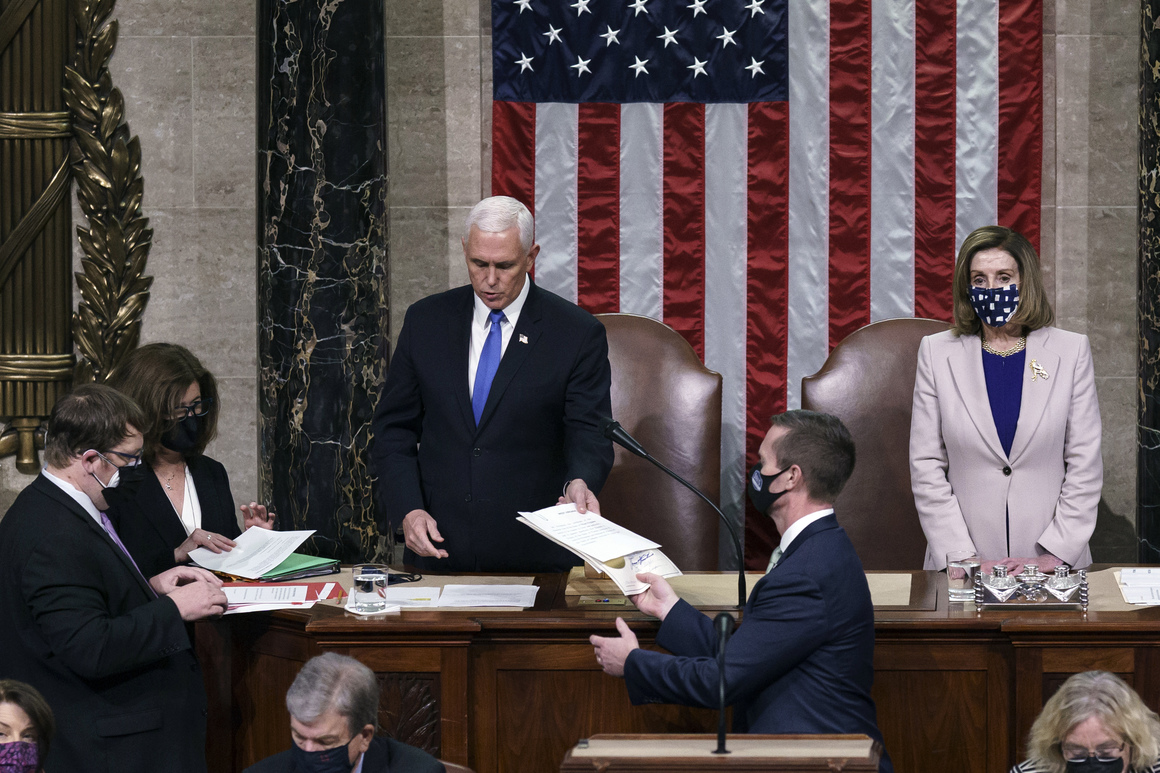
[0,0,153,472]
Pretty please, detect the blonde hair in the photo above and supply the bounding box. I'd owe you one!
[950,225,1054,336]
[1024,671,1160,773]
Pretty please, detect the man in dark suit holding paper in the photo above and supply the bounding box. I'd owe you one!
[372,196,614,573]
[590,410,892,772]
[0,385,228,773]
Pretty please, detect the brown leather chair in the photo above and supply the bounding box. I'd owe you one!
[801,317,949,570]
[595,313,723,570]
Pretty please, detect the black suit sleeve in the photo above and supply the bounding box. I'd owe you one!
[563,318,614,493]
[197,457,240,540]
[19,535,191,681]
[371,305,427,529]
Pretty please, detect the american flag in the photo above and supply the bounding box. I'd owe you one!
[490,0,1042,568]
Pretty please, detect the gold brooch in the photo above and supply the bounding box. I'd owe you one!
[1030,359,1050,381]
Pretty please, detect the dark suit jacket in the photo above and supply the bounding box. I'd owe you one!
[243,736,445,773]
[624,514,893,773]
[0,475,207,773]
[372,281,614,572]
[110,455,239,578]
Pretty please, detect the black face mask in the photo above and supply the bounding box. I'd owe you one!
[100,463,148,509]
[289,738,355,773]
[1065,757,1125,773]
[161,414,203,454]
[747,464,789,515]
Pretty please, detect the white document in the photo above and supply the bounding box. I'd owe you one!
[224,585,309,605]
[189,527,315,579]
[381,587,442,607]
[1120,568,1160,587]
[1121,586,1160,605]
[518,503,660,562]
[437,584,540,608]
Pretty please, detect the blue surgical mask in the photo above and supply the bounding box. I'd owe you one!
[289,737,355,773]
[969,283,1020,328]
[0,741,39,773]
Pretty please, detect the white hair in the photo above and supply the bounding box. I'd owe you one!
[463,196,534,253]
[285,653,379,737]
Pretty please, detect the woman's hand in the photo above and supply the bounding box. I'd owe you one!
[241,503,276,530]
[174,529,237,564]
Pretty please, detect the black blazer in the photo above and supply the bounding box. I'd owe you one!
[0,475,207,773]
[243,735,445,773]
[624,515,893,773]
[372,281,614,572]
[111,455,239,579]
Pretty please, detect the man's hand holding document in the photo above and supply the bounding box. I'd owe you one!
[518,503,681,595]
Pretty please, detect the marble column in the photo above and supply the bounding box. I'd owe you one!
[257,0,388,562]
[1140,0,1160,559]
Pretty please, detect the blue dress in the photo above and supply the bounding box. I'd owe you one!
[983,347,1024,555]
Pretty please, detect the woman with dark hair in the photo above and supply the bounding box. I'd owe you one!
[0,680,54,773]
[910,226,1102,573]
[107,343,275,578]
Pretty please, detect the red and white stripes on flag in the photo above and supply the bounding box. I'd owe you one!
[491,0,1042,568]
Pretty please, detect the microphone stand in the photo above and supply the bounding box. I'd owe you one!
[601,419,747,608]
[713,611,734,754]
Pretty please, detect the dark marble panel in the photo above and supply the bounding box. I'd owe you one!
[1139,0,1160,560]
[257,0,389,562]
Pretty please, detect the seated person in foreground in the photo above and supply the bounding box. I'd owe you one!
[1013,670,1160,772]
[590,410,892,773]
[244,653,444,773]
[0,680,54,773]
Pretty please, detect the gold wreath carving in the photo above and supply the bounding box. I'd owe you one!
[63,0,153,384]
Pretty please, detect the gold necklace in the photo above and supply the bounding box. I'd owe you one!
[981,336,1027,357]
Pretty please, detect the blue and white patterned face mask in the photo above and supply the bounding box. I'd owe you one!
[969,283,1019,328]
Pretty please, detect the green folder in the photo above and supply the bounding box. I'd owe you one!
[260,553,340,582]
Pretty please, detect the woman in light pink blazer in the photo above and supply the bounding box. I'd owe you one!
[910,226,1102,571]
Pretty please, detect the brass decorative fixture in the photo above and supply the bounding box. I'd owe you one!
[65,0,153,385]
[1,0,152,473]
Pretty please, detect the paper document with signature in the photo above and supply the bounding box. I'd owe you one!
[518,503,681,595]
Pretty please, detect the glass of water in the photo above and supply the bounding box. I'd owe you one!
[351,564,390,613]
[946,551,981,603]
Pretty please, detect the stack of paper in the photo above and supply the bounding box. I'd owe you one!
[223,581,344,615]
[517,503,681,595]
[1118,568,1160,605]
[190,527,318,580]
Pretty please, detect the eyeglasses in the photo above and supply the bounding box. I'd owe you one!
[1061,741,1125,762]
[170,397,213,421]
[95,449,143,468]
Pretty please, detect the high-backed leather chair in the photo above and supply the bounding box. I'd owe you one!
[595,313,723,570]
[801,317,949,569]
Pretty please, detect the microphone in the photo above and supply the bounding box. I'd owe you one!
[713,611,735,754]
[600,418,747,608]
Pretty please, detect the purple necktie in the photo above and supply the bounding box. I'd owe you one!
[99,512,156,596]
[472,310,506,424]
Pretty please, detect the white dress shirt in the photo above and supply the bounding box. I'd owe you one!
[779,508,835,553]
[43,468,102,525]
[467,275,531,398]
[173,465,203,536]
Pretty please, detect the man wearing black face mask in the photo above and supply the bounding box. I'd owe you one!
[0,384,229,773]
[590,410,892,773]
[244,653,444,773]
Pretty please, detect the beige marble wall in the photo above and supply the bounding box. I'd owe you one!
[1048,0,1139,560]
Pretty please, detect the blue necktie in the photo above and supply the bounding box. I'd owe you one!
[473,310,506,424]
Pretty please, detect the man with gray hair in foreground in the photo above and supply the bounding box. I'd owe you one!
[244,653,444,773]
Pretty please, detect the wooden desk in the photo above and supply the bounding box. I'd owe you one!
[199,569,1160,773]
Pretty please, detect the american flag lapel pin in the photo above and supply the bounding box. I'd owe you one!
[519,334,529,344]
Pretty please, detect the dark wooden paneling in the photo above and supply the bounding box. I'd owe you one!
[872,670,989,772]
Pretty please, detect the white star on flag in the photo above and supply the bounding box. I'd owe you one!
[717,27,737,47]
[514,0,532,12]
[543,24,563,44]
[745,56,764,77]
[571,56,592,75]
[687,57,708,77]
[745,0,764,16]
[629,56,649,77]
[571,0,591,15]
[630,0,649,16]
[657,26,679,48]
[515,52,534,72]
[687,0,708,16]
[599,26,621,46]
